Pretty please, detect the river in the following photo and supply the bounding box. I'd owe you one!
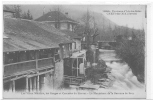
[99,49,145,90]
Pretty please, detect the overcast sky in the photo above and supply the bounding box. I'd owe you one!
[20,5,146,29]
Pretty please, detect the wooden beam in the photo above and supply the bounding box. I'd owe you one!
[12,80,15,92]
[33,77,36,91]
[27,70,54,78]
[4,75,27,83]
[26,77,28,92]
[36,51,39,69]
[37,75,39,91]
[77,58,78,77]
[29,78,32,92]
[9,81,13,92]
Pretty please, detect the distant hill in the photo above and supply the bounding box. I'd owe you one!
[19,5,144,41]
[68,10,144,42]
[59,8,119,41]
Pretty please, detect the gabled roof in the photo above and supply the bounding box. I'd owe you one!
[3,18,73,52]
[35,11,77,24]
[3,5,15,13]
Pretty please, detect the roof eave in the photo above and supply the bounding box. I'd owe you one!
[37,20,78,24]
[3,10,15,13]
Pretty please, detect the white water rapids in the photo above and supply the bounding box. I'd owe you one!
[99,49,145,90]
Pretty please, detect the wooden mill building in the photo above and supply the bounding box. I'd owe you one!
[3,17,74,92]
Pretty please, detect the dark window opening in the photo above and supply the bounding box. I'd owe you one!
[15,78,26,92]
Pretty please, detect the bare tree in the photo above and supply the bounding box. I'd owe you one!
[81,10,99,47]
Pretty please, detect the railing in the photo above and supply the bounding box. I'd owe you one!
[4,57,54,77]
[38,57,54,69]
[64,75,86,85]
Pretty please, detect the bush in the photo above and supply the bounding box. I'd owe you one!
[85,60,107,84]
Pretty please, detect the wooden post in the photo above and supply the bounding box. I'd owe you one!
[72,59,73,76]
[37,75,39,91]
[77,58,78,77]
[29,78,32,92]
[40,75,45,89]
[33,77,36,91]
[12,80,15,92]
[36,50,39,69]
[52,74,54,90]
[50,73,53,89]
[26,77,28,92]
[9,81,13,92]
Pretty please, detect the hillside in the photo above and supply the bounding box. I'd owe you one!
[19,5,145,42]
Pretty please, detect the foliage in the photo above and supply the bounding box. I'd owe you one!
[13,5,22,18]
[22,10,33,20]
[13,5,33,20]
[85,60,107,84]
[115,34,145,82]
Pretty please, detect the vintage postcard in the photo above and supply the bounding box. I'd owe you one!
[3,4,146,99]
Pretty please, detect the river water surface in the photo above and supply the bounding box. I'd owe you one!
[99,49,145,90]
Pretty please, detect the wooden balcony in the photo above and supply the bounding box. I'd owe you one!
[4,57,54,77]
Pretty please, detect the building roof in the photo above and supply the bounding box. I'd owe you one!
[3,5,15,13]
[35,11,77,24]
[3,18,73,52]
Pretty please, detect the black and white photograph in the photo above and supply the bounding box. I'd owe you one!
[3,4,146,99]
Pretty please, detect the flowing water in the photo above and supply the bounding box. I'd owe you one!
[99,49,145,90]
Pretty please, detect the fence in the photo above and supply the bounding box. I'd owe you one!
[4,57,54,77]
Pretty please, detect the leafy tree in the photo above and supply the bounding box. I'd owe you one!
[22,10,33,20]
[115,32,145,82]
[22,12,27,19]
[13,5,22,18]
[85,60,107,84]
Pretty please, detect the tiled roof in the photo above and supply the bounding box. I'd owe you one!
[3,18,73,52]
[3,5,15,13]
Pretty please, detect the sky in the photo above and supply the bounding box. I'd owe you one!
[20,5,146,29]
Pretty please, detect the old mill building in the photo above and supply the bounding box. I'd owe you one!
[3,15,77,92]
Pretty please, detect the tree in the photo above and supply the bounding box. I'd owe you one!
[13,5,22,18]
[22,12,27,19]
[27,10,30,19]
[81,10,99,48]
[115,33,145,82]
[22,10,33,20]
[85,60,107,84]
[26,10,33,20]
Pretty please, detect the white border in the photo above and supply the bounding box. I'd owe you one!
[1,0,153,99]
